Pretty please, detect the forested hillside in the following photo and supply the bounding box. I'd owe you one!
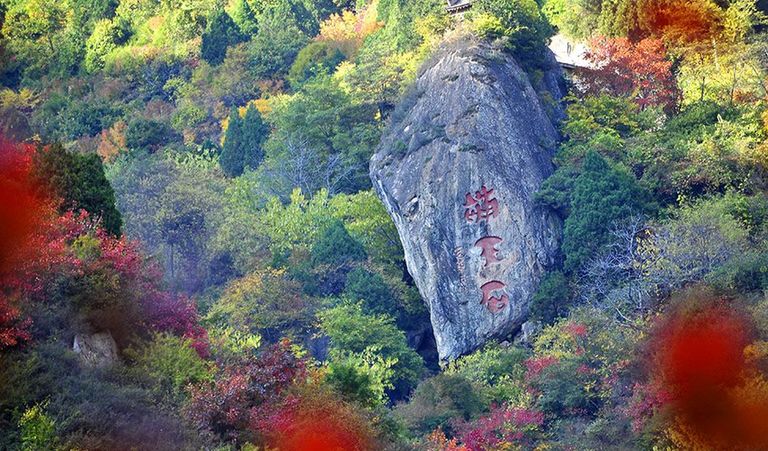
[2,0,768,449]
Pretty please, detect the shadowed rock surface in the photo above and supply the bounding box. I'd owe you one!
[371,36,563,363]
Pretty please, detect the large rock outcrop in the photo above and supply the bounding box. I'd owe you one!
[370,37,562,363]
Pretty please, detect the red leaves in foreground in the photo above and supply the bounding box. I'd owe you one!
[583,37,680,112]
[637,0,723,46]
[186,340,308,444]
[187,340,377,450]
[255,384,377,451]
[637,288,768,449]
[0,137,62,348]
[453,405,544,451]
[1,135,207,354]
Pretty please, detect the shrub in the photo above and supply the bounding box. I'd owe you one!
[318,302,424,395]
[530,271,571,324]
[205,269,311,343]
[125,333,213,406]
[311,220,367,266]
[253,382,378,451]
[562,151,651,272]
[471,0,553,69]
[85,18,132,72]
[446,344,528,406]
[288,41,346,88]
[326,347,396,408]
[18,402,57,451]
[396,373,486,436]
[125,118,179,152]
[454,405,544,451]
[344,267,398,316]
[186,340,308,444]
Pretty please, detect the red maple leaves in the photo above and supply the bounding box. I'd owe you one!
[582,37,680,112]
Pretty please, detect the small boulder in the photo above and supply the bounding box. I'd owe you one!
[73,332,119,368]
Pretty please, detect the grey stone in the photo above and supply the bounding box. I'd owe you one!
[370,36,562,363]
[73,331,119,368]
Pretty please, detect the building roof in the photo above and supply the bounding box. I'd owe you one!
[446,0,473,13]
[548,34,592,70]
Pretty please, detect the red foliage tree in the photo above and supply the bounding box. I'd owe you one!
[252,383,377,451]
[453,405,544,451]
[582,37,680,112]
[186,340,308,444]
[1,135,208,354]
[80,233,208,357]
[0,137,78,349]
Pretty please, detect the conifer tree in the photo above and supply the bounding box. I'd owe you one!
[562,151,650,272]
[230,0,259,36]
[31,143,123,235]
[241,104,269,170]
[201,10,244,66]
[219,108,245,177]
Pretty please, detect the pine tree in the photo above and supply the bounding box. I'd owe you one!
[201,10,243,66]
[31,143,123,235]
[242,104,269,171]
[219,108,245,177]
[230,0,259,36]
[562,151,650,272]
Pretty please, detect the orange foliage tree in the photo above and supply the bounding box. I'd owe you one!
[583,36,680,112]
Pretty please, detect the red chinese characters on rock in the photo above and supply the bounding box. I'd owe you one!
[464,186,499,224]
[475,236,503,267]
[480,281,510,314]
[461,185,508,314]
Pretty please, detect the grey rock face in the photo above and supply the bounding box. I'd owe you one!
[370,37,562,363]
[73,332,119,368]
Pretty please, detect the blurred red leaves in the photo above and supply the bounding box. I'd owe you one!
[638,288,768,449]
[0,136,60,348]
[637,0,723,46]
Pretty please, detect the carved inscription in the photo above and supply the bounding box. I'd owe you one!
[461,185,509,314]
[464,186,499,224]
[475,236,503,267]
[454,246,467,288]
[480,281,510,314]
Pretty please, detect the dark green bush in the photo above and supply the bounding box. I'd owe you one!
[531,271,571,324]
[311,220,367,267]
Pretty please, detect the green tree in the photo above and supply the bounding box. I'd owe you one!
[220,108,245,177]
[395,373,485,435]
[220,105,269,177]
[288,41,346,88]
[311,220,367,266]
[32,144,122,235]
[530,271,571,324]
[472,0,553,69]
[318,302,424,395]
[84,18,131,72]
[125,118,179,152]
[229,0,258,35]
[206,269,312,343]
[18,402,57,451]
[201,9,243,66]
[562,151,650,272]
[241,104,269,170]
[1,0,66,61]
[125,333,213,406]
[344,267,397,316]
